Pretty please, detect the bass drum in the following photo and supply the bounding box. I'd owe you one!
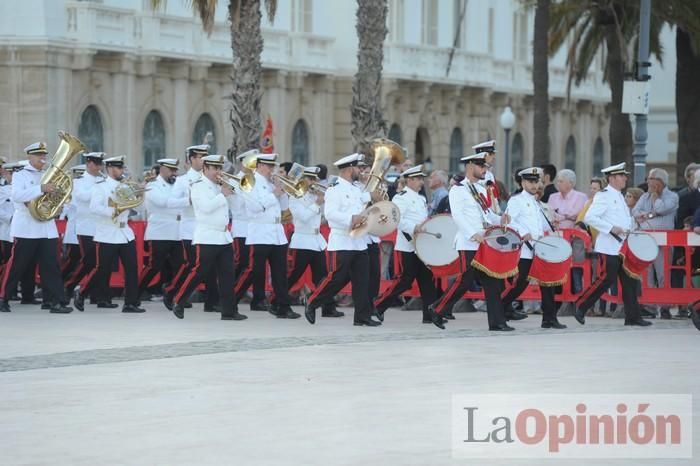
[414,214,460,276]
[350,200,401,238]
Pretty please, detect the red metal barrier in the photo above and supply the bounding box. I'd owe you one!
[56,221,699,305]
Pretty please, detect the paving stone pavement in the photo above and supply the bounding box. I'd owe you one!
[0,301,697,465]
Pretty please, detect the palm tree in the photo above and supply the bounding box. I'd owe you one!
[351,0,389,154]
[150,0,277,158]
[675,28,700,185]
[532,0,550,166]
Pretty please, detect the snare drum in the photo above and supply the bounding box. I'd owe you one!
[414,215,459,277]
[527,235,573,286]
[471,227,522,279]
[619,232,659,279]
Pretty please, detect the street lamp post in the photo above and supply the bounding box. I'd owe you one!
[632,0,652,186]
[499,106,516,192]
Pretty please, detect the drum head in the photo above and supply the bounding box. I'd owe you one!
[350,200,400,237]
[484,227,522,252]
[533,236,572,263]
[415,214,459,267]
[627,233,659,261]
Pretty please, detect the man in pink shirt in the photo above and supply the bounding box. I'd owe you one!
[547,169,588,229]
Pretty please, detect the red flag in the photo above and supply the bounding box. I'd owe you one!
[260,115,274,153]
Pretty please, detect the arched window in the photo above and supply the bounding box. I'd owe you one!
[449,127,463,174]
[388,123,402,145]
[291,119,310,165]
[415,127,430,163]
[143,110,165,169]
[511,132,524,175]
[593,137,604,175]
[78,105,104,152]
[565,135,576,171]
[192,113,217,154]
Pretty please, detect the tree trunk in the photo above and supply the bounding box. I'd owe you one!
[532,0,550,166]
[228,0,263,159]
[351,0,388,154]
[604,23,634,170]
[675,27,700,186]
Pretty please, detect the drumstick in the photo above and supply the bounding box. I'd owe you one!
[420,231,442,239]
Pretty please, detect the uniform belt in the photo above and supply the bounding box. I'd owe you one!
[294,227,320,234]
[199,224,228,233]
[330,228,351,237]
[118,222,126,228]
[251,217,281,224]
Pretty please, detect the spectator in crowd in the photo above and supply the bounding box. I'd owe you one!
[576,177,606,242]
[676,163,700,197]
[435,174,464,215]
[631,168,679,319]
[539,164,558,203]
[625,187,644,213]
[548,169,587,229]
[428,170,448,215]
[675,164,700,229]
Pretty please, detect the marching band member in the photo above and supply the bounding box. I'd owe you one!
[0,143,72,313]
[357,161,382,317]
[428,153,512,331]
[501,168,566,329]
[575,162,652,327]
[73,156,144,313]
[163,145,219,311]
[172,154,246,321]
[59,164,85,283]
[137,158,185,300]
[304,153,382,326]
[235,153,299,318]
[373,165,437,323]
[64,152,114,307]
[0,162,18,271]
[229,151,254,294]
[287,166,343,318]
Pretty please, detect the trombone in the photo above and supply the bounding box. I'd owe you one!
[218,170,255,192]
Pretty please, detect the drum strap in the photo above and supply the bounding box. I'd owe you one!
[536,202,556,233]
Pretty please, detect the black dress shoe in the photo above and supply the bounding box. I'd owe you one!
[20,299,41,305]
[163,293,174,311]
[122,304,146,313]
[173,304,184,319]
[0,299,10,312]
[41,303,52,310]
[659,309,672,320]
[322,309,345,318]
[428,305,446,330]
[73,290,85,312]
[305,303,316,324]
[542,320,567,329]
[97,302,119,309]
[221,312,248,321]
[183,301,193,309]
[624,318,653,327]
[574,306,586,325]
[285,309,301,319]
[640,306,657,318]
[250,301,271,311]
[505,311,528,321]
[489,324,515,331]
[353,318,381,327]
[204,305,221,312]
[49,304,74,314]
[443,313,455,320]
[374,308,385,322]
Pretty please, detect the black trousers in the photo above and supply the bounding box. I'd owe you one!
[431,250,507,328]
[367,242,381,306]
[576,253,642,321]
[307,250,371,322]
[173,243,236,317]
[375,251,436,316]
[79,241,138,306]
[167,239,219,306]
[61,244,81,282]
[0,240,36,301]
[234,237,250,283]
[501,258,558,322]
[249,243,291,308]
[64,235,107,301]
[287,248,335,313]
[138,240,184,295]
[0,238,65,304]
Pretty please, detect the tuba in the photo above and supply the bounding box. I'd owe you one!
[363,138,406,196]
[28,131,87,221]
[108,179,147,221]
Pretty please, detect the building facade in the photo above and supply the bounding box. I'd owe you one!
[0,0,612,187]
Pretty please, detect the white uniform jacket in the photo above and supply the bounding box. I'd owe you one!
[245,171,287,246]
[450,180,501,251]
[505,191,547,260]
[393,188,429,253]
[584,186,635,256]
[191,176,233,245]
[10,164,58,239]
[229,170,250,239]
[90,177,135,244]
[61,200,78,245]
[73,172,102,237]
[324,177,370,251]
[0,184,14,242]
[289,192,326,251]
[171,168,202,241]
[144,175,180,241]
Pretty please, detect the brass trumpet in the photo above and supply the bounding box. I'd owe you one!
[218,170,255,192]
